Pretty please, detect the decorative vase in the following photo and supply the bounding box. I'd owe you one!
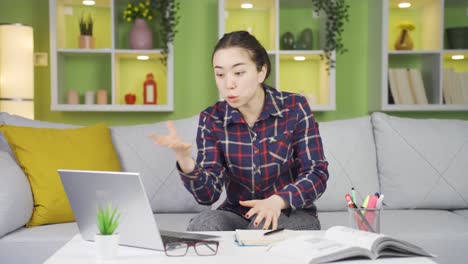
[394,29,414,50]
[281,31,295,50]
[78,35,95,49]
[297,28,314,50]
[446,27,468,49]
[129,18,153,49]
[95,233,119,260]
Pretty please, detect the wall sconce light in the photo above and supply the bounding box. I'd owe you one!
[0,23,34,119]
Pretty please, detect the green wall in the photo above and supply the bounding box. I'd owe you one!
[0,0,466,126]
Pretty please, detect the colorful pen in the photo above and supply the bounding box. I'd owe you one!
[264,228,284,236]
[351,187,357,204]
[345,194,375,232]
[376,194,385,209]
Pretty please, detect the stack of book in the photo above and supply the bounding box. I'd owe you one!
[443,68,468,104]
[388,68,429,105]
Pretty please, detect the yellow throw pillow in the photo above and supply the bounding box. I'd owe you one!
[0,123,121,227]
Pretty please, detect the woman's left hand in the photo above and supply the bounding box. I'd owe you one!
[239,195,289,230]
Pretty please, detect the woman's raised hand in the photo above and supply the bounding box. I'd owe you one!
[148,121,193,165]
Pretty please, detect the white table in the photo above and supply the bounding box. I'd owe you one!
[45,231,436,264]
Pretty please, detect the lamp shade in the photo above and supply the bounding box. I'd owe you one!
[0,23,34,119]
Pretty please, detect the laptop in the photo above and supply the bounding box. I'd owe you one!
[58,169,218,251]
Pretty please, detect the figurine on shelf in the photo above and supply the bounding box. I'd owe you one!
[143,73,157,104]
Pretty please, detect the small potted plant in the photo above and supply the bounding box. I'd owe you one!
[79,12,94,49]
[95,202,121,260]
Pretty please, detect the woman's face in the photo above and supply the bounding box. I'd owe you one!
[213,47,266,109]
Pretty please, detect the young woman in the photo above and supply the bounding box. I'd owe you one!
[150,30,328,231]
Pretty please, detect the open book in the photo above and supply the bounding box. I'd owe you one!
[268,226,433,263]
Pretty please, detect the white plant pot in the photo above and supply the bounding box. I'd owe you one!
[95,233,120,260]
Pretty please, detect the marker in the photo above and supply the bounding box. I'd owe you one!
[351,187,357,204]
[345,194,375,233]
[345,194,355,208]
[264,228,284,236]
[376,194,385,209]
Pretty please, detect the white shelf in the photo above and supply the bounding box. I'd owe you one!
[218,0,336,111]
[369,0,468,111]
[49,0,174,112]
[51,104,174,112]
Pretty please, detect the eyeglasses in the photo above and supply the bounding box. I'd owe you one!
[164,240,219,257]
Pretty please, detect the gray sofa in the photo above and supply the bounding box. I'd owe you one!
[1,112,467,264]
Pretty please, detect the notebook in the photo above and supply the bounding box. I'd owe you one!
[58,169,218,251]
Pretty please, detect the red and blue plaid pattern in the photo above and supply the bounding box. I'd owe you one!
[179,86,329,217]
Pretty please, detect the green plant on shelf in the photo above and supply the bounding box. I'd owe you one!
[122,0,156,22]
[79,12,94,36]
[96,203,121,235]
[311,0,350,71]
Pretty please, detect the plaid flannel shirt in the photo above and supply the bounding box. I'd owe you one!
[179,86,328,217]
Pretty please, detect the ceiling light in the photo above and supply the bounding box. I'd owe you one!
[451,55,464,60]
[294,56,306,61]
[241,3,253,9]
[82,0,95,6]
[398,2,411,8]
[137,55,149,60]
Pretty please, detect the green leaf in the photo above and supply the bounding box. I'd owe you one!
[96,202,120,235]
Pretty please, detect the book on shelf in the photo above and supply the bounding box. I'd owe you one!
[388,68,401,104]
[394,68,415,104]
[268,226,433,264]
[443,68,468,104]
[443,68,454,104]
[408,68,428,104]
[388,68,429,105]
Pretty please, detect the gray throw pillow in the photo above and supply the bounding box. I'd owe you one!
[315,116,379,211]
[111,115,210,213]
[372,112,468,209]
[0,151,33,237]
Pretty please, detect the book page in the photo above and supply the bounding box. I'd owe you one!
[268,235,372,263]
[375,238,433,258]
[325,226,385,254]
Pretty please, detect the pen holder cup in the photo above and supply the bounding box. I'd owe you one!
[348,207,381,233]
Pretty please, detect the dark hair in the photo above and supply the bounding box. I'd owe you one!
[212,30,271,81]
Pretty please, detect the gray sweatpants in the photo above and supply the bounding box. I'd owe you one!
[186,209,321,231]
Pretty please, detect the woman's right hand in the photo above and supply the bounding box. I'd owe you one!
[148,121,195,172]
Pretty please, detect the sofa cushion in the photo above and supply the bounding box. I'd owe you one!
[0,123,121,226]
[0,112,76,160]
[111,115,210,213]
[0,222,78,264]
[154,213,198,232]
[372,112,468,209]
[452,209,468,219]
[0,151,33,237]
[315,116,379,211]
